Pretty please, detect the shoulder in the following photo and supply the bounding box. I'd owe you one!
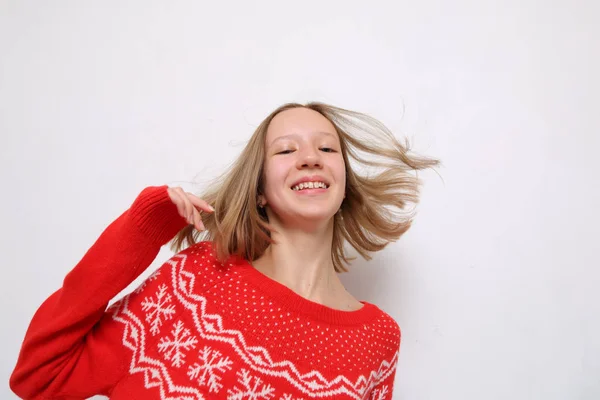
[125,241,239,300]
[174,240,247,277]
[178,240,216,258]
[112,240,242,321]
[366,304,402,351]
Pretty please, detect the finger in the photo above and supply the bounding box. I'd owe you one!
[169,188,188,221]
[186,193,215,213]
[187,203,201,230]
[186,197,206,231]
[194,209,205,231]
[174,187,195,222]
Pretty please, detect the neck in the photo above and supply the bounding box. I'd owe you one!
[251,221,346,305]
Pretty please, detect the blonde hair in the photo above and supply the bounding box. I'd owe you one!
[170,102,441,272]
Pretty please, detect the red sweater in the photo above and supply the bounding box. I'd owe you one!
[10,185,401,400]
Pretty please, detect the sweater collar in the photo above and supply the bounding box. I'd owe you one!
[232,255,381,326]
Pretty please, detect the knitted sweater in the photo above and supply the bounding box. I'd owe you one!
[10,185,401,400]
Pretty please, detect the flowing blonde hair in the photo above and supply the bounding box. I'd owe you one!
[170,102,440,272]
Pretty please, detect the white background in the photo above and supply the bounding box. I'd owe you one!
[1,1,599,399]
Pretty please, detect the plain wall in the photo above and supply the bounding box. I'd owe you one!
[1,1,599,399]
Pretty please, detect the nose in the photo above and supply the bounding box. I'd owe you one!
[296,147,323,169]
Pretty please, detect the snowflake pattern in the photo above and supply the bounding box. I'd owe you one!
[134,269,161,294]
[370,385,389,400]
[227,368,276,399]
[157,320,198,367]
[279,395,305,400]
[187,345,233,393]
[141,284,176,336]
[111,247,400,399]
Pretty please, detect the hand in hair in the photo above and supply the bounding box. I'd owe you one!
[167,186,214,231]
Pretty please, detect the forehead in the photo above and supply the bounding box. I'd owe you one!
[265,107,339,146]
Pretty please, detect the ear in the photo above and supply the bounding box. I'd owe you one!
[257,195,267,207]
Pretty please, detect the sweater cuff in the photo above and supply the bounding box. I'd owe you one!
[128,185,189,246]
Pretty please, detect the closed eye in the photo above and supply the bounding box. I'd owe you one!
[277,148,336,155]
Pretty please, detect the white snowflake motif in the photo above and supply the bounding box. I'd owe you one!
[227,368,275,399]
[134,269,161,294]
[141,283,176,336]
[187,346,233,393]
[370,385,389,400]
[157,320,198,367]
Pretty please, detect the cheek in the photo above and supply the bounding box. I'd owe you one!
[335,160,347,184]
[263,161,290,190]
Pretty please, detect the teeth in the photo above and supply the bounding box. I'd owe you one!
[292,181,328,191]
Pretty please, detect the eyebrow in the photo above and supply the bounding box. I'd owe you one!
[269,131,337,147]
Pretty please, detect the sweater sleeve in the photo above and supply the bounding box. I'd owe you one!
[9,185,188,400]
[370,322,401,400]
[370,367,398,400]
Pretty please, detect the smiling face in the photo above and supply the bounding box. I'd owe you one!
[260,107,346,227]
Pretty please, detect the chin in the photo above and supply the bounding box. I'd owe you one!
[295,210,337,221]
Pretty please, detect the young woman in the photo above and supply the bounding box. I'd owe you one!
[10,102,439,399]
